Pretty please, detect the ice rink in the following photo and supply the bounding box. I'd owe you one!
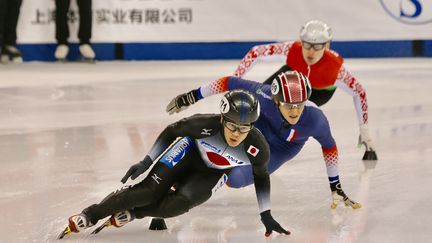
[0,58,431,243]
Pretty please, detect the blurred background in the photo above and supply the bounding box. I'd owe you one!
[5,0,432,62]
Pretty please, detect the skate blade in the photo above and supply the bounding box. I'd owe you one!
[57,226,72,239]
[56,58,68,63]
[91,219,112,234]
[149,218,167,230]
[345,202,362,209]
[362,150,378,160]
[330,203,337,210]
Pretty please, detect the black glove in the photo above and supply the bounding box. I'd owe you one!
[166,89,200,115]
[260,210,290,237]
[330,181,361,209]
[121,156,153,183]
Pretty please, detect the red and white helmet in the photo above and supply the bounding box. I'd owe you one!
[271,70,312,104]
[300,19,333,44]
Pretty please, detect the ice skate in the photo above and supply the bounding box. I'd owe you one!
[362,150,378,160]
[79,44,96,63]
[57,213,92,239]
[149,218,167,230]
[0,45,23,64]
[91,210,135,234]
[55,44,69,62]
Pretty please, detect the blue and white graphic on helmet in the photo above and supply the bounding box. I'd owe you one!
[220,96,230,114]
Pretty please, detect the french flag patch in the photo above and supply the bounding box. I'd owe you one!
[247,145,260,157]
[286,129,298,142]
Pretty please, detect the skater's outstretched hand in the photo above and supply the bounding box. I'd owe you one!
[260,210,290,237]
[330,181,362,209]
[359,124,378,160]
[166,89,200,115]
[359,124,376,151]
[121,156,153,183]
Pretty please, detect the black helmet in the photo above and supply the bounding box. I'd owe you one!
[271,70,312,104]
[220,90,260,124]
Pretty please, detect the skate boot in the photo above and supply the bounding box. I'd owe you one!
[55,44,69,61]
[91,210,135,234]
[57,213,93,239]
[0,45,23,63]
[69,213,92,232]
[79,44,96,62]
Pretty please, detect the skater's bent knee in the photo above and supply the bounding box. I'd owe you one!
[158,194,192,218]
[226,176,252,188]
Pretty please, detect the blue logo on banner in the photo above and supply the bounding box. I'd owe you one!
[160,137,193,168]
[380,0,432,25]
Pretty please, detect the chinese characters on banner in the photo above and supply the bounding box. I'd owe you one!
[31,8,193,25]
[17,0,432,44]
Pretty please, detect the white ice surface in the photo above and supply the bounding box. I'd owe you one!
[0,58,431,243]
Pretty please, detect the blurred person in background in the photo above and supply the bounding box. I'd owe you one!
[0,0,23,63]
[233,20,377,160]
[54,0,95,61]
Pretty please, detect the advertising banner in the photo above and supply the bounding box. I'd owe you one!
[17,0,432,43]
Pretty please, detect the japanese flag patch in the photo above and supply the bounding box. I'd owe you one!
[247,145,260,157]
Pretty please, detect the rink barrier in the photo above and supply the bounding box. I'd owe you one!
[18,43,116,61]
[17,40,432,61]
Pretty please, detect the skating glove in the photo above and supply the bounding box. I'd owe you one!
[260,210,290,237]
[330,181,361,209]
[358,124,375,151]
[166,89,200,115]
[359,124,378,160]
[121,156,153,183]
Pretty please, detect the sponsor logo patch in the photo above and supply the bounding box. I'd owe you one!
[200,140,221,153]
[225,154,245,165]
[151,173,162,184]
[201,128,212,136]
[160,137,193,168]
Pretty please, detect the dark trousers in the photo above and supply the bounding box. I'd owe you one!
[132,170,225,219]
[55,0,92,45]
[0,0,22,46]
[83,149,228,225]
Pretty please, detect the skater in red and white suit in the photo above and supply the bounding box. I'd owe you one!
[234,20,377,160]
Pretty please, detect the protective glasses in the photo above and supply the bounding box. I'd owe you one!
[279,101,305,109]
[223,120,253,134]
[302,41,326,51]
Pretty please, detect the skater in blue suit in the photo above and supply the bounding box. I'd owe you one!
[167,70,361,210]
